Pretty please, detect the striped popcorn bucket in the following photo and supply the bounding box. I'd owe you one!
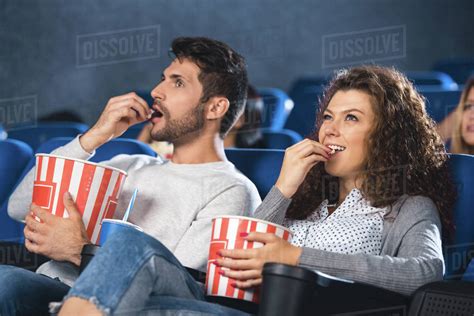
[32,154,127,244]
[205,216,292,303]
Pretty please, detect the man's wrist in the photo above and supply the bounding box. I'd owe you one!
[79,130,106,153]
[70,240,91,266]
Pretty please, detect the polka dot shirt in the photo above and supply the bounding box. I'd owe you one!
[283,188,387,255]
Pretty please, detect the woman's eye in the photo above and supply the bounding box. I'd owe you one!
[464,103,474,111]
[346,114,358,121]
[323,114,332,120]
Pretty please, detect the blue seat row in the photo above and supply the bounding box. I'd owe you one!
[433,58,474,85]
[0,139,473,314]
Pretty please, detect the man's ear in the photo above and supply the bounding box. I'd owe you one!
[206,96,230,120]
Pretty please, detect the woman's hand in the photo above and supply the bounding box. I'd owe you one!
[216,232,302,289]
[275,138,332,198]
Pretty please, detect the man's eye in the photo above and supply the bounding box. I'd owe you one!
[464,103,474,111]
[346,114,358,121]
[175,79,184,87]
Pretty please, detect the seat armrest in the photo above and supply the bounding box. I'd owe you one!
[409,281,474,316]
[259,263,408,316]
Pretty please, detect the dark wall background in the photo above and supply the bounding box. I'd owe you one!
[0,0,473,126]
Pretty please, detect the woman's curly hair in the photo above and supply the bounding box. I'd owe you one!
[286,65,456,237]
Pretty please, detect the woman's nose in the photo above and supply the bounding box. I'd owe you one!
[324,120,341,137]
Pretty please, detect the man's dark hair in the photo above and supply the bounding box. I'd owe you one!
[170,37,248,138]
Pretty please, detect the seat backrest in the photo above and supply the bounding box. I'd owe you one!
[406,71,458,90]
[408,281,474,316]
[462,259,474,282]
[262,129,302,149]
[0,139,34,204]
[257,88,294,131]
[225,148,284,198]
[444,154,474,278]
[433,59,474,84]
[286,80,325,137]
[35,137,157,162]
[7,122,89,150]
[19,137,157,183]
[0,139,34,242]
[418,88,462,123]
[119,122,148,139]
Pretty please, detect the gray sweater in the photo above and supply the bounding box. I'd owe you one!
[254,187,444,296]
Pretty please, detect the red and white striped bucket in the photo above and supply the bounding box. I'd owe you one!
[32,154,127,244]
[205,216,292,303]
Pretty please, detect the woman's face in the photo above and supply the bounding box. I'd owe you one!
[318,89,376,180]
[461,87,474,146]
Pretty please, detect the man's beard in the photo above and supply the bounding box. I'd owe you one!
[150,103,206,144]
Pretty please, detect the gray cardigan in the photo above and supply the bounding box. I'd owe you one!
[254,187,444,296]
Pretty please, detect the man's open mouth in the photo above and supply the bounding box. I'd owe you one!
[150,108,163,120]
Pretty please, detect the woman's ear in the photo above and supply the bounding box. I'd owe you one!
[206,97,230,120]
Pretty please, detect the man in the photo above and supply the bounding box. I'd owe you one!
[0,37,261,316]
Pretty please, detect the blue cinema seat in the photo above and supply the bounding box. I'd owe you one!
[225,148,284,198]
[286,79,326,137]
[418,88,462,123]
[406,71,458,90]
[262,128,302,149]
[0,139,34,242]
[257,88,294,131]
[433,59,474,84]
[34,137,157,162]
[444,154,474,279]
[7,122,89,151]
[17,137,157,191]
[462,259,474,282]
[120,122,149,140]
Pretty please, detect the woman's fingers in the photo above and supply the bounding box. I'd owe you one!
[219,247,258,260]
[296,143,331,160]
[303,153,328,165]
[232,278,262,289]
[291,138,331,155]
[216,257,261,270]
[244,232,278,244]
[221,268,261,281]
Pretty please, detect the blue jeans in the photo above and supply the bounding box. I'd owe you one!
[0,265,70,316]
[65,229,248,315]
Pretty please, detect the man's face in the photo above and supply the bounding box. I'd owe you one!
[149,58,206,143]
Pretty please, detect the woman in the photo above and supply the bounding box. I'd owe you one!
[436,76,474,154]
[59,66,456,315]
[449,77,474,154]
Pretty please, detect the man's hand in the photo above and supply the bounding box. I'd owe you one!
[80,92,152,153]
[24,192,90,266]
